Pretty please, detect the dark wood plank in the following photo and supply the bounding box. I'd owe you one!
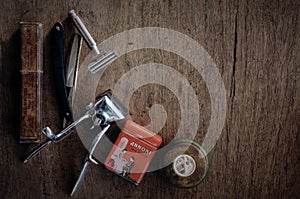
[0,0,299,198]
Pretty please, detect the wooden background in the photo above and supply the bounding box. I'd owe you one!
[0,0,299,198]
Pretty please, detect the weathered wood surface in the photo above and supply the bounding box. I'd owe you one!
[0,0,299,198]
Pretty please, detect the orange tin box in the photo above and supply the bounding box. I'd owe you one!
[104,120,162,185]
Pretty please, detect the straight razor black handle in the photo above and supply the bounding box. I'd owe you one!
[50,22,73,122]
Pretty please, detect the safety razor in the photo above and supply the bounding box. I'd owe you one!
[69,10,118,74]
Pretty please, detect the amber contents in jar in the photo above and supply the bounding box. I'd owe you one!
[160,139,209,188]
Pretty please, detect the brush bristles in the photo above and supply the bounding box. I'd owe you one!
[88,51,118,74]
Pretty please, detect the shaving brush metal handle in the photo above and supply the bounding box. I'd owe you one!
[69,10,100,54]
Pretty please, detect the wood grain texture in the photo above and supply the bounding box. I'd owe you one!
[0,0,299,198]
[20,22,43,143]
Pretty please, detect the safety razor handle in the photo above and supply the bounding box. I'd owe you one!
[69,10,100,54]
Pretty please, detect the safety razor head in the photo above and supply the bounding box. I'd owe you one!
[88,51,118,74]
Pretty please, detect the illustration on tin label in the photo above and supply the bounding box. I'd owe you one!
[106,137,135,177]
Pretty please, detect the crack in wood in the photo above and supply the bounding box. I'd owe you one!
[230,12,237,101]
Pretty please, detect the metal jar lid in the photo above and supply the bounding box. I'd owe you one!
[160,139,209,188]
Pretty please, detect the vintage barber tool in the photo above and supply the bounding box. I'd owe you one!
[159,139,209,188]
[65,34,82,109]
[23,90,126,163]
[20,22,43,143]
[63,33,83,127]
[68,10,118,74]
[70,126,110,196]
[70,91,128,196]
[51,22,83,127]
[51,22,73,124]
[23,102,95,163]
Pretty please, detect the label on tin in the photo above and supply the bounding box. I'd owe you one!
[104,120,162,185]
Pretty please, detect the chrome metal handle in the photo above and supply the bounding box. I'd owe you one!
[69,10,100,54]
